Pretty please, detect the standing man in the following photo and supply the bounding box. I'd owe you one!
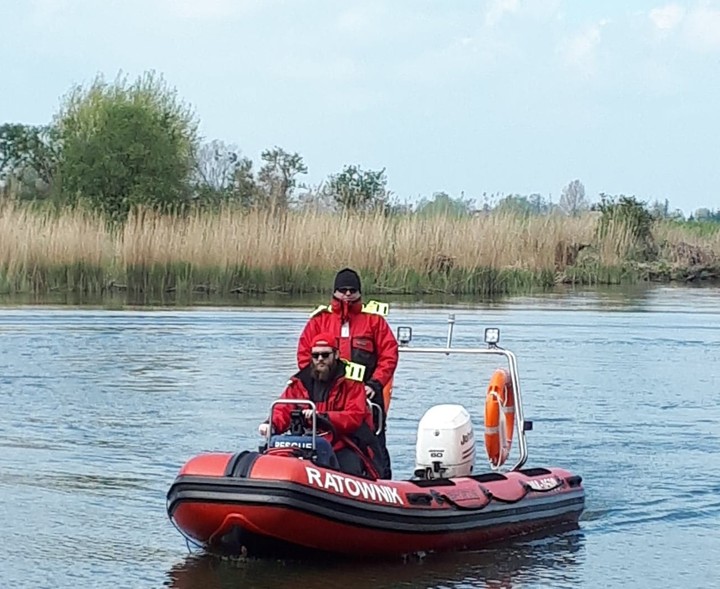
[296,268,398,478]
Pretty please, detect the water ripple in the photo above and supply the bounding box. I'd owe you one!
[1,293,719,588]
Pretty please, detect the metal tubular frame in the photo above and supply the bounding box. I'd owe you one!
[397,315,529,471]
[267,399,318,450]
[367,400,384,435]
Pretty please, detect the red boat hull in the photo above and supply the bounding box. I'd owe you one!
[167,451,584,558]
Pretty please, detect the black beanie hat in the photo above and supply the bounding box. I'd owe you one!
[333,268,361,293]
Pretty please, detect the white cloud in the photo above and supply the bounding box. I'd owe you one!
[684,3,720,51]
[648,2,720,51]
[649,4,686,30]
[337,4,387,35]
[558,20,608,74]
[485,0,519,27]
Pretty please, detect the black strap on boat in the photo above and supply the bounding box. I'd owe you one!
[478,484,532,505]
[406,493,434,506]
[410,477,456,487]
[224,451,261,478]
[566,475,583,487]
[419,474,571,509]
[519,467,552,477]
[471,472,507,483]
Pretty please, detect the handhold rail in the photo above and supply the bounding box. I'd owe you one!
[396,315,528,471]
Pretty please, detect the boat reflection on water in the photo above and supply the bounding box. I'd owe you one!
[165,525,585,589]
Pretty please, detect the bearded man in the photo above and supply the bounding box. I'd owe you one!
[259,332,379,476]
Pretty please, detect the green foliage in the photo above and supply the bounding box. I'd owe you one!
[649,198,685,220]
[0,123,59,198]
[662,217,720,238]
[193,140,259,208]
[562,263,633,285]
[494,194,536,217]
[415,192,474,217]
[326,165,389,212]
[593,194,656,259]
[692,208,720,222]
[257,147,307,209]
[383,198,413,216]
[55,71,199,221]
[0,262,108,294]
[649,198,670,219]
[526,193,555,215]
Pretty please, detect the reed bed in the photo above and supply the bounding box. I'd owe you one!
[0,203,717,296]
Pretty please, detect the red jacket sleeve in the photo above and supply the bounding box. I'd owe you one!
[325,380,368,436]
[297,315,323,369]
[368,316,399,387]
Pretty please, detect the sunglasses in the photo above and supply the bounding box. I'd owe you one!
[337,288,357,295]
[311,351,333,359]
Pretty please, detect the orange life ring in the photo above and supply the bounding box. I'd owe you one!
[484,369,515,468]
[382,378,393,414]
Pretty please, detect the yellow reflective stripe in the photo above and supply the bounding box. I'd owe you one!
[362,300,389,317]
[309,304,331,317]
[362,301,378,314]
[344,361,366,382]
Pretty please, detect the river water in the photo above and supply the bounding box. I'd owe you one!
[1,285,718,588]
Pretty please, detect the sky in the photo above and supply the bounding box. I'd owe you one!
[2,0,719,215]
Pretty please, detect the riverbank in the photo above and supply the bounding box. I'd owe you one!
[0,204,718,296]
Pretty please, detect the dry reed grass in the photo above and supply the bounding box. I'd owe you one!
[120,208,597,269]
[0,202,717,295]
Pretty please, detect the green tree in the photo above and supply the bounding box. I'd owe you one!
[494,194,535,216]
[528,193,555,215]
[0,123,59,197]
[649,198,670,219]
[593,194,656,259]
[257,147,307,209]
[55,71,199,221]
[415,192,474,217]
[693,208,720,222]
[325,165,389,212]
[193,140,258,208]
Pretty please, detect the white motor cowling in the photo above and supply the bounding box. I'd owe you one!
[414,404,476,480]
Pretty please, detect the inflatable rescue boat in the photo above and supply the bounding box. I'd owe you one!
[166,317,585,558]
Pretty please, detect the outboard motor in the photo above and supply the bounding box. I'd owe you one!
[414,404,476,480]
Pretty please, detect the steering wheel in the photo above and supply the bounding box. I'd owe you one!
[289,409,336,437]
[314,412,336,437]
